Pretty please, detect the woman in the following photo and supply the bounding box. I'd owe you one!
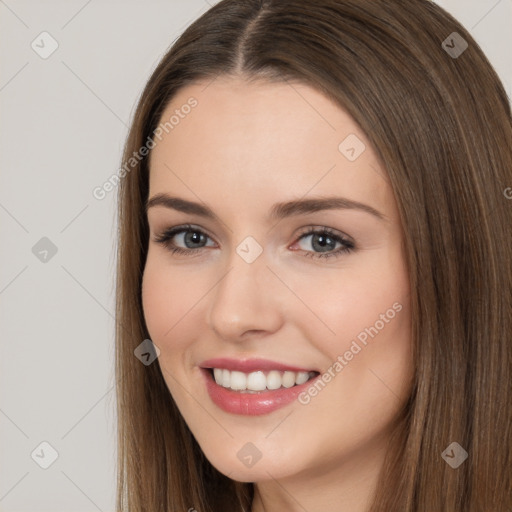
[115,0,512,510]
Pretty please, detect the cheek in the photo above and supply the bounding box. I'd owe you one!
[141,254,200,346]
[289,267,412,453]
[289,255,410,359]
[141,257,205,404]
[322,265,412,406]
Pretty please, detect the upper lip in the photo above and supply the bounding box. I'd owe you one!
[200,357,318,373]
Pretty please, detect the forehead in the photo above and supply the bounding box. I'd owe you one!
[148,76,393,221]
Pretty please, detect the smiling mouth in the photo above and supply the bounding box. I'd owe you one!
[207,368,320,393]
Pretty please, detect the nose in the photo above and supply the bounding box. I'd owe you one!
[207,247,284,342]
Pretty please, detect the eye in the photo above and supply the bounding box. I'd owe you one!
[291,227,355,259]
[153,224,215,256]
[153,224,355,260]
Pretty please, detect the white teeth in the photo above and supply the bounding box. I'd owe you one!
[295,371,310,385]
[266,370,282,390]
[213,368,222,383]
[247,371,267,391]
[221,369,230,388]
[282,371,296,388]
[211,368,316,392]
[230,370,247,390]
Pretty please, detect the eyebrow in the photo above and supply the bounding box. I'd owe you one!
[145,193,387,222]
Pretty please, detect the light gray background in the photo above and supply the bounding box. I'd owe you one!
[0,0,510,510]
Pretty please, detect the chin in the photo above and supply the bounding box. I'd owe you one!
[200,441,299,483]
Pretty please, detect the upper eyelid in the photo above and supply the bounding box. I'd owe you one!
[158,224,217,242]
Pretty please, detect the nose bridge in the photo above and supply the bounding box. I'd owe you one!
[220,234,269,294]
[207,240,282,339]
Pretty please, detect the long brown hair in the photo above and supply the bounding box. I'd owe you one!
[115,1,512,510]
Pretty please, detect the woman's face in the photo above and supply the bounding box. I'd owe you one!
[142,76,413,484]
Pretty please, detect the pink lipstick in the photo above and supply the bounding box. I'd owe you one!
[200,358,320,415]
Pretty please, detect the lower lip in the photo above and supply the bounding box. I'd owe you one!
[200,368,319,416]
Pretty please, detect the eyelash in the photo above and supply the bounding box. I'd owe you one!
[152,224,355,260]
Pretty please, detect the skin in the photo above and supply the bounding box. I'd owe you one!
[142,76,413,512]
